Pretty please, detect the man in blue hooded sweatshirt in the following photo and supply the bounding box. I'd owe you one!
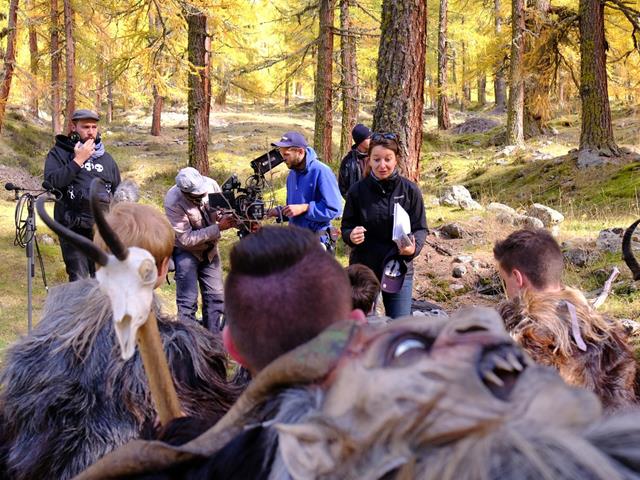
[267,131,342,252]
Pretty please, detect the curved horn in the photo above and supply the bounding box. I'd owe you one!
[36,196,108,266]
[90,178,128,261]
[623,219,640,280]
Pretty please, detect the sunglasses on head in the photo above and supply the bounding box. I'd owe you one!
[371,132,398,142]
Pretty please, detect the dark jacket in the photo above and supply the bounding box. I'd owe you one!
[44,135,120,228]
[338,147,366,199]
[341,172,428,279]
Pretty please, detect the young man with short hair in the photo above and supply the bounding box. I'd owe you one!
[44,109,121,281]
[494,228,638,410]
[346,264,381,316]
[222,225,364,374]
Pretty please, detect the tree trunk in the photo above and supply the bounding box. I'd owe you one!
[149,8,164,136]
[437,0,451,130]
[493,0,507,111]
[106,79,113,123]
[0,0,19,132]
[461,18,470,109]
[27,0,39,118]
[284,79,290,107]
[579,0,618,154]
[373,0,426,182]
[151,85,163,136]
[339,0,358,160]
[523,0,551,138]
[505,0,525,146]
[185,6,209,174]
[63,0,75,132]
[313,0,334,163]
[50,0,62,134]
[478,73,487,106]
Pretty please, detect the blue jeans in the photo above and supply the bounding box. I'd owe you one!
[173,248,224,332]
[382,272,413,319]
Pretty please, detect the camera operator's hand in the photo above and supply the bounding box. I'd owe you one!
[217,213,238,231]
[267,208,279,218]
[349,226,366,245]
[283,203,308,218]
[73,139,95,166]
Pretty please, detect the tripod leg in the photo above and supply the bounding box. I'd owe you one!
[34,237,48,291]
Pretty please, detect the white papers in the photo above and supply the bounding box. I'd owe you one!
[392,203,412,249]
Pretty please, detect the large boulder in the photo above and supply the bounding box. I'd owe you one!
[439,185,482,210]
[563,248,599,268]
[496,212,544,229]
[596,228,640,253]
[487,202,516,216]
[440,223,466,239]
[526,203,564,227]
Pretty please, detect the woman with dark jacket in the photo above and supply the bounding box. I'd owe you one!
[341,133,428,318]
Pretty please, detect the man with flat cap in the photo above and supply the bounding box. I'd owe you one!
[267,131,342,253]
[338,123,371,198]
[44,109,121,281]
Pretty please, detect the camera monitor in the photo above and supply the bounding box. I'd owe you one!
[250,149,284,175]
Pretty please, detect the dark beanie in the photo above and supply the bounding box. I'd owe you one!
[352,124,372,147]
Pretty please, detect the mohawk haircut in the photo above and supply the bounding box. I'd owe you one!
[225,226,353,372]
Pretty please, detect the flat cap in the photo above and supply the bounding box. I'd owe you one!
[71,109,100,122]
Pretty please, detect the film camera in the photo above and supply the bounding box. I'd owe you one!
[209,148,284,237]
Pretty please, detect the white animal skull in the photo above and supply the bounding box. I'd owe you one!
[95,246,158,360]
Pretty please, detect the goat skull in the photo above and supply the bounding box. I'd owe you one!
[95,247,157,360]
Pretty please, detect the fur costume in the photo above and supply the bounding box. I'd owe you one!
[77,308,640,480]
[499,287,638,410]
[0,279,240,480]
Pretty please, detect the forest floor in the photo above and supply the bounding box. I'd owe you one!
[0,103,639,356]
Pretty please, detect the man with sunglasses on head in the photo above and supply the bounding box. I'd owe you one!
[267,131,342,253]
[164,167,237,332]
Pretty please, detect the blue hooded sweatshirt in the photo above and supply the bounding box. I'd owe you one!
[286,147,343,232]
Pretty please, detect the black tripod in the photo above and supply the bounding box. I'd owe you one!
[9,185,51,332]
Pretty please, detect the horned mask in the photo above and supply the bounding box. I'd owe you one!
[36,179,156,360]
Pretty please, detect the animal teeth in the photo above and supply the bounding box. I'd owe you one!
[506,352,524,371]
[482,369,505,387]
[491,354,514,372]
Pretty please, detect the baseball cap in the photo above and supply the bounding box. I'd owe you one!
[352,124,372,147]
[380,252,408,294]
[175,167,210,195]
[71,109,100,122]
[271,131,308,148]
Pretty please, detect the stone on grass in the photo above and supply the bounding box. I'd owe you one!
[439,185,478,209]
[526,203,564,227]
[487,202,516,216]
[458,197,483,211]
[453,255,473,264]
[563,248,599,268]
[440,223,465,239]
[596,228,640,253]
[577,149,608,168]
[452,265,467,278]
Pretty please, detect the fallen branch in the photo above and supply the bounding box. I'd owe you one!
[425,239,453,256]
[591,266,620,310]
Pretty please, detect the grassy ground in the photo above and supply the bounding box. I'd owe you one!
[0,104,639,355]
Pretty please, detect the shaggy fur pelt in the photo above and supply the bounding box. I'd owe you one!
[499,287,638,410]
[73,310,640,480]
[0,279,241,480]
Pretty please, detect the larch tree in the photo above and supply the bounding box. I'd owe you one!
[0,0,19,132]
[373,0,427,181]
[185,5,209,175]
[63,0,76,132]
[493,0,507,111]
[149,8,164,137]
[313,0,334,163]
[339,0,358,160]
[579,0,618,155]
[50,0,62,134]
[505,0,525,146]
[27,0,39,118]
[437,0,451,130]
